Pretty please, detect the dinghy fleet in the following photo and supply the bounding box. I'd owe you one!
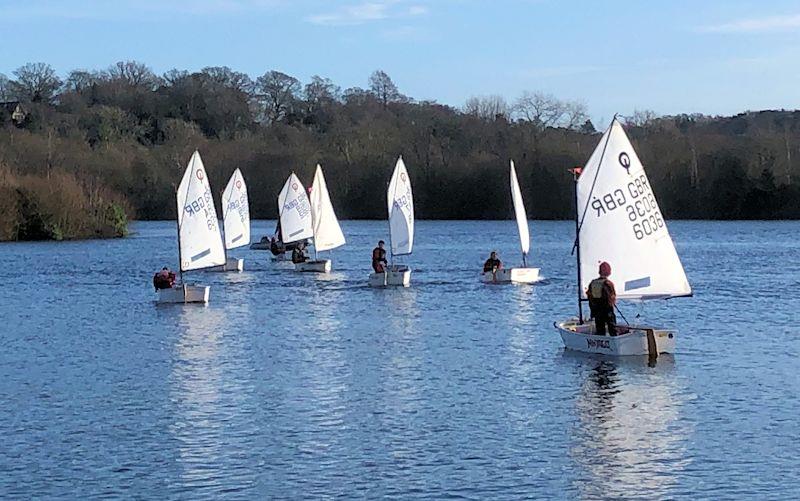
[155,119,692,359]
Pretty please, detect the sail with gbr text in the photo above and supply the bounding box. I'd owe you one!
[177,151,226,272]
[577,119,691,300]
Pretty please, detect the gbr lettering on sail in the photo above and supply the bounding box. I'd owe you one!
[589,152,665,241]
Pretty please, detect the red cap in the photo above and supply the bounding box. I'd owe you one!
[599,261,611,277]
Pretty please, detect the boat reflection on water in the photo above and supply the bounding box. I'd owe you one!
[168,306,257,495]
[564,351,692,499]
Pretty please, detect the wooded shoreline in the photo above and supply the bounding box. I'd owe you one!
[2,61,800,240]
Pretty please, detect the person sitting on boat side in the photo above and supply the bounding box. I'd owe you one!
[372,240,388,273]
[153,267,176,291]
[292,242,309,264]
[483,251,502,273]
[587,261,617,336]
[270,236,284,256]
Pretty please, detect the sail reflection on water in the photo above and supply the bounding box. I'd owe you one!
[168,306,257,495]
[567,355,692,499]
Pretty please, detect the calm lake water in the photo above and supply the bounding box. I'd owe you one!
[1,220,798,499]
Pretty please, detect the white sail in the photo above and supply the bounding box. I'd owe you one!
[277,172,313,244]
[509,160,530,257]
[309,164,346,252]
[177,151,226,272]
[221,168,250,250]
[577,119,691,300]
[387,156,414,256]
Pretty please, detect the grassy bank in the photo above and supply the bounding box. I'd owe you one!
[0,167,128,241]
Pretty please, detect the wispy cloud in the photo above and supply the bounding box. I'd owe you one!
[698,13,800,33]
[2,0,285,20]
[520,65,605,79]
[306,1,428,26]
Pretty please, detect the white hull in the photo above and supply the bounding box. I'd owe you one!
[157,285,210,304]
[555,319,675,356]
[208,257,243,272]
[368,265,411,287]
[481,267,540,284]
[295,259,331,273]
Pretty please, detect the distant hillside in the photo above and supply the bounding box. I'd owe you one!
[2,61,800,240]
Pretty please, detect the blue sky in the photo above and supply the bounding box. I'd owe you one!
[2,0,800,123]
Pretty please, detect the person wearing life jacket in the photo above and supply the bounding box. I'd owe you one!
[372,240,388,273]
[586,261,617,336]
[483,251,502,273]
[292,242,309,264]
[153,267,176,291]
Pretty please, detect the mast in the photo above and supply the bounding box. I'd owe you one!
[175,187,184,285]
[573,169,583,323]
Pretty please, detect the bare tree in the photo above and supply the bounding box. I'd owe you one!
[562,101,590,130]
[10,63,62,103]
[463,95,509,120]
[625,109,659,128]
[304,75,341,109]
[513,91,565,129]
[201,66,254,95]
[0,73,11,101]
[368,70,403,107]
[162,69,190,86]
[63,69,99,93]
[255,70,301,123]
[106,61,160,90]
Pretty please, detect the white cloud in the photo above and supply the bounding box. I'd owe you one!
[306,1,429,26]
[698,13,800,33]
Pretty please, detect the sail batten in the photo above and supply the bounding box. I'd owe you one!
[278,173,314,245]
[176,151,226,272]
[576,120,691,301]
[387,157,414,256]
[222,168,250,250]
[509,160,530,257]
[309,165,346,252]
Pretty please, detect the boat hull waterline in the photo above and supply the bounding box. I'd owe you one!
[208,257,244,272]
[481,267,541,284]
[368,266,411,287]
[157,285,210,304]
[295,259,331,273]
[554,319,676,356]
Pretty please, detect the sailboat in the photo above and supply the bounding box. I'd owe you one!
[277,172,314,265]
[209,168,249,272]
[296,164,346,272]
[158,151,226,304]
[555,118,692,357]
[369,156,413,287]
[481,160,542,284]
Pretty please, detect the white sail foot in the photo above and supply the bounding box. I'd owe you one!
[555,318,675,356]
[295,259,331,273]
[157,285,210,304]
[481,267,541,284]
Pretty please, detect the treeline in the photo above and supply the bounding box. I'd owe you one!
[1,61,800,241]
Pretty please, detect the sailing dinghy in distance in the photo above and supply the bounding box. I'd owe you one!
[296,165,346,273]
[369,156,413,287]
[482,160,542,284]
[277,172,314,266]
[555,118,692,357]
[209,168,249,272]
[158,151,226,304]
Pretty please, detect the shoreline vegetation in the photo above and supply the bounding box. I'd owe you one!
[2,61,800,241]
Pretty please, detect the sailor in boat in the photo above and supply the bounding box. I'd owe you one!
[372,240,388,272]
[269,236,285,256]
[587,261,618,336]
[292,242,309,264]
[152,267,176,291]
[483,251,503,273]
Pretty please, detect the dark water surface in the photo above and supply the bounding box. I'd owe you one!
[1,220,798,499]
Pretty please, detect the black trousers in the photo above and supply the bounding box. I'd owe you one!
[593,308,617,336]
